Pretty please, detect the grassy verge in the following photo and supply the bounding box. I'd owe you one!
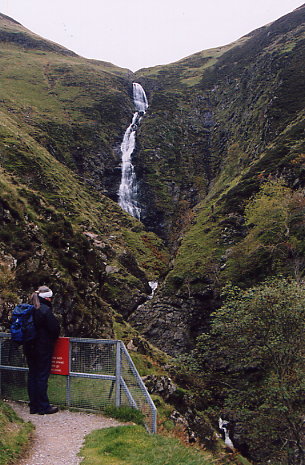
[80,425,214,465]
[0,400,33,465]
[103,406,145,425]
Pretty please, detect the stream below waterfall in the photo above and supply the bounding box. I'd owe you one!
[118,83,148,219]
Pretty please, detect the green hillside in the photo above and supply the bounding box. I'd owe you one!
[130,7,305,463]
[0,13,169,337]
[132,3,305,351]
[0,6,305,465]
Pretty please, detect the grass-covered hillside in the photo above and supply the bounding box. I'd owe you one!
[132,3,305,351]
[0,400,32,465]
[0,6,305,465]
[80,425,215,465]
[0,13,169,337]
[136,7,305,242]
[0,13,134,198]
[129,6,305,464]
[134,5,305,243]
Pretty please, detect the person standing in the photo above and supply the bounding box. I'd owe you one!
[24,285,60,414]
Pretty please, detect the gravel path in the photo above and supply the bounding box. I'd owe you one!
[10,402,123,465]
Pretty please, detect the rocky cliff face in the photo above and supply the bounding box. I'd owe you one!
[136,5,305,239]
[128,4,305,355]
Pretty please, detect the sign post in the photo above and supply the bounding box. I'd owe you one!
[51,337,70,376]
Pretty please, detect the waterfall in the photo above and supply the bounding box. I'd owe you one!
[118,83,148,219]
[148,281,158,299]
[219,418,234,449]
[133,82,148,113]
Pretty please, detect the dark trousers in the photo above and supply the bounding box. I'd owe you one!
[24,342,53,413]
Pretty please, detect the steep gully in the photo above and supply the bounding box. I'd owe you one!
[118,83,158,295]
[117,84,233,446]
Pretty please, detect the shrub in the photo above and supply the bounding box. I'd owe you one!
[193,277,305,464]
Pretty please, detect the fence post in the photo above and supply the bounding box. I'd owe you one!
[0,334,157,433]
[66,340,71,407]
[0,340,2,397]
[115,341,121,407]
[152,405,157,434]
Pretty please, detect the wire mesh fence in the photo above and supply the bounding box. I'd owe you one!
[0,333,157,433]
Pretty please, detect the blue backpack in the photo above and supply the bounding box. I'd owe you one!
[10,304,37,344]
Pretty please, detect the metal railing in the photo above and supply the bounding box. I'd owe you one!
[0,333,157,433]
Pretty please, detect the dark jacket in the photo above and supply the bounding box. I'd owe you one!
[34,298,60,353]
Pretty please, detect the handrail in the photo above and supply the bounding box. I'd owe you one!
[0,332,157,433]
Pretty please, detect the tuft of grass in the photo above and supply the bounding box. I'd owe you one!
[80,425,214,465]
[103,406,145,426]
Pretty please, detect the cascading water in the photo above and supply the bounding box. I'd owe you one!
[148,281,158,299]
[219,418,234,450]
[118,83,148,219]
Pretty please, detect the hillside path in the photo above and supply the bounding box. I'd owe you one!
[10,401,122,465]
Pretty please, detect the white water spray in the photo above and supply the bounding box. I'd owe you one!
[118,83,148,219]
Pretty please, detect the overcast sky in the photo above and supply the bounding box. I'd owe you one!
[1,0,304,71]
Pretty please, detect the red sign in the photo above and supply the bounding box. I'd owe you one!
[51,337,70,375]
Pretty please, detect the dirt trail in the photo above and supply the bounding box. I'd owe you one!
[10,401,122,465]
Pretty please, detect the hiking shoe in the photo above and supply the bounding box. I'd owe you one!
[39,406,59,415]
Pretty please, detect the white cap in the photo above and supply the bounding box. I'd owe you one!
[38,290,53,298]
